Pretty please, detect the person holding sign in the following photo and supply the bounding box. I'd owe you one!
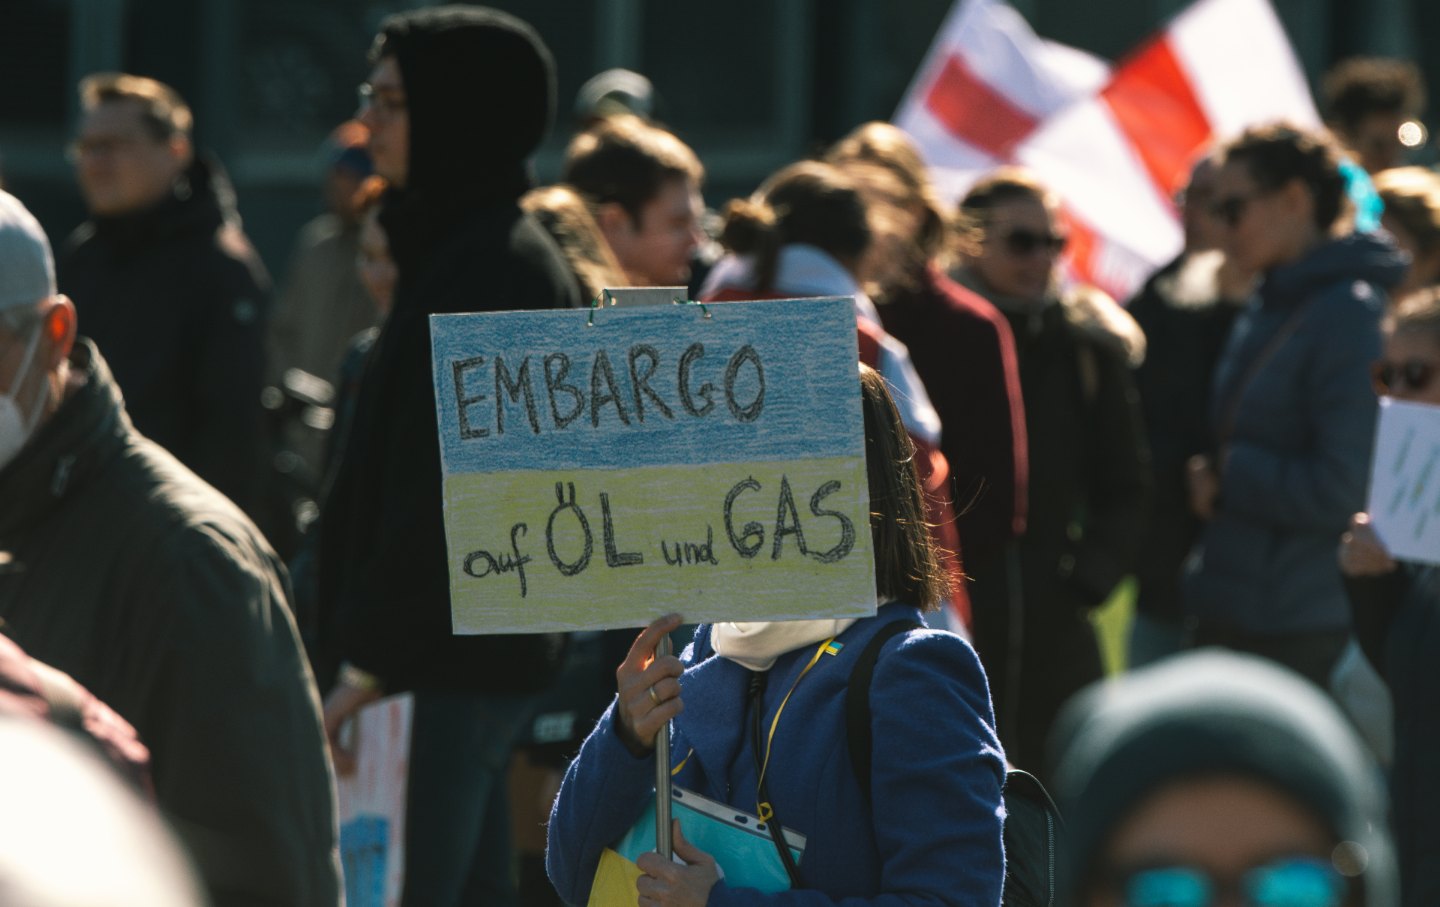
[545,365,1006,906]
[1340,289,1440,907]
[313,7,581,906]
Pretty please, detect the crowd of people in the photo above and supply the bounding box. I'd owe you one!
[0,5,1437,907]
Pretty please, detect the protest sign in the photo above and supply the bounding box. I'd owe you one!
[1367,398,1440,566]
[429,298,875,633]
[336,694,413,907]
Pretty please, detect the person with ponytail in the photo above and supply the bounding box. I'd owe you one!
[1183,122,1408,685]
[699,161,971,633]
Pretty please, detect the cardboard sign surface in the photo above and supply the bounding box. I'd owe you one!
[429,298,875,633]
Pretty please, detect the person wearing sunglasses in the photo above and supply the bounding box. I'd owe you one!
[1340,288,1440,906]
[1052,649,1397,907]
[950,167,1150,778]
[1181,123,1407,689]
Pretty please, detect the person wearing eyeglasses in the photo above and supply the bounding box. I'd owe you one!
[1340,288,1440,907]
[58,73,271,524]
[1051,649,1396,907]
[1181,123,1407,691]
[950,167,1150,778]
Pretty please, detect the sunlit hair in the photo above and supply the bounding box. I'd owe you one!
[78,72,193,141]
[522,185,629,301]
[1216,122,1350,232]
[563,114,704,223]
[1374,166,1440,255]
[860,364,947,609]
[958,166,1058,245]
[1387,285,1440,344]
[827,122,956,263]
[1323,57,1426,134]
[719,160,872,292]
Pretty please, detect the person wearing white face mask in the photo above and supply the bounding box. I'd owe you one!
[0,190,341,907]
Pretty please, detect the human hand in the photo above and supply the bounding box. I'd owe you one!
[323,678,382,777]
[635,820,720,907]
[615,613,685,756]
[1339,512,1398,577]
[1186,454,1220,520]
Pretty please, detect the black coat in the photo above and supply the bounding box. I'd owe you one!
[314,195,581,693]
[1127,255,1244,622]
[1348,565,1440,907]
[58,157,271,518]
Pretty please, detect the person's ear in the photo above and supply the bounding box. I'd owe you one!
[1280,177,1314,222]
[596,202,637,242]
[168,133,194,169]
[40,296,77,368]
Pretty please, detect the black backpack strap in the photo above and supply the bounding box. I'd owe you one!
[844,619,921,804]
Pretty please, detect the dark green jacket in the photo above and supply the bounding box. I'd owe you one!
[0,340,340,907]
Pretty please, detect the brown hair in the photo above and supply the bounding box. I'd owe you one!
[861,364,947,609]
[958,166,1056,249]
[522,185,629,301]
[826,122,953,262]
[1323,57,1426,134]
[78,73,193,141]
[1387,286,1440,344]
[719,160,872,292]
[1374,166,1440,254]
[563,114,704,223]
[1216,122,1350,232]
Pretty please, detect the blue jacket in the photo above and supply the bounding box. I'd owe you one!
[1184,233,1405,635]
[546,604,1006,906]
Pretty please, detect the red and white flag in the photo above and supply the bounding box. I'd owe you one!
[896,0,1319,300]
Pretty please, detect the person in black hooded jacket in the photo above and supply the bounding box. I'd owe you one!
[59,73,270,519]
[313,7,581,906]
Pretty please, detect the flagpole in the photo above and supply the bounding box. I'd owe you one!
[654,633,674,859]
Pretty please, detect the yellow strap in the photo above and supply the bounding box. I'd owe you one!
[671,748,693,777]
[756,637,835,819]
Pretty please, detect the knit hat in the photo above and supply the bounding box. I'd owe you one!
[371,5,555,200]
[0,191,56,313]
[1050,650,1396,906]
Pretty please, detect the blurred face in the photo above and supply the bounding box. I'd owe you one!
[1181,160,1225,253]
[972,196,1064,302]
[1374,327,1440,405]
[1211,161,1313,274]
[1089,777,1349,907]
[357,209,396,317]
[602,176,703,287]
[358,57,409,188]
[72,100,188,217]
[1380,213,1440,294]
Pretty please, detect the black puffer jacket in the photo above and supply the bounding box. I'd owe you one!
[58,156,270,518]
[314,6,581,693]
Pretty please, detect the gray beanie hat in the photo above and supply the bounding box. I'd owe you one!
[0,191,56,313]
[1050,649,1397,907]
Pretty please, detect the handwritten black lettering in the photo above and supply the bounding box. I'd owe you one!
[678,343,715,417]
[724,344,765,423]
[628,344,674,423]
[723,476,764,558]
[546,482,593,576]
[452,356,489,439]
[462,522,532,596]
[589,350,632,427]
[544,353,584,429]
[494,356,541,436]
[771,474,807,559]
[808,480,855,563]
[600,492,643,567]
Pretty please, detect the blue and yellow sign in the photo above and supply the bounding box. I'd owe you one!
[428,298,876,633]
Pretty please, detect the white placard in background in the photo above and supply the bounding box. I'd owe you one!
[1366,398,1440,566]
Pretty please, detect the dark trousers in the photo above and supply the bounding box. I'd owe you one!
[402,689,535,907]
